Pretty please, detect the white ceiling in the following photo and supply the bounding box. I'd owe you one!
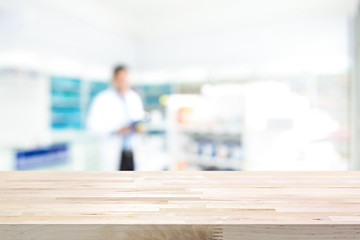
[31,0,358,39]
[0,0,357,76]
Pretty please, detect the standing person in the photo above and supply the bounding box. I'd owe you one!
[87,65,144,171]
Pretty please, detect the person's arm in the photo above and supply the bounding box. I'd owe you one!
[114,125,132,135]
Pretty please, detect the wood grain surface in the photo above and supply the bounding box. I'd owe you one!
[0,171,360,239]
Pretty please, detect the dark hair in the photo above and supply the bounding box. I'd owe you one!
[113,65,128,77]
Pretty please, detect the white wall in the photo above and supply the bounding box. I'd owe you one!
[0,0,139,78]
[0,72,49,147]
[137,16,350,79]
[0,0,352,79]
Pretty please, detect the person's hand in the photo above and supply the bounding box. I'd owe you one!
[115,125,132,135]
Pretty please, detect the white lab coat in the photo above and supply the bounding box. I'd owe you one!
[87,88,144,170]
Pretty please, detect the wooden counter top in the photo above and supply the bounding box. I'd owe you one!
[1,171,360,239]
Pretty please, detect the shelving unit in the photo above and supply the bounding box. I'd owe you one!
[50,77,82,129]
[133,83,172,113]
[180,128,243,170]
[185,154,243,170]
[50,77,108,130]
[166,93,245,171]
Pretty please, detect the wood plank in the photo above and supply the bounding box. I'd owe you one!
[0,171,360,239]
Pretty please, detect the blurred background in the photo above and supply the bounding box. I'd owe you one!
[0,0,359,171]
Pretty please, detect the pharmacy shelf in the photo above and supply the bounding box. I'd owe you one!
[180,129,242,141]
[185,154,243,170]
[146,122,167,135]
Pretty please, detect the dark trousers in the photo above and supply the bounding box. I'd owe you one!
[119,150,135,171]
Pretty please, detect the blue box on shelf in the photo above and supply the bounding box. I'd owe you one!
[15,144,69,170]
